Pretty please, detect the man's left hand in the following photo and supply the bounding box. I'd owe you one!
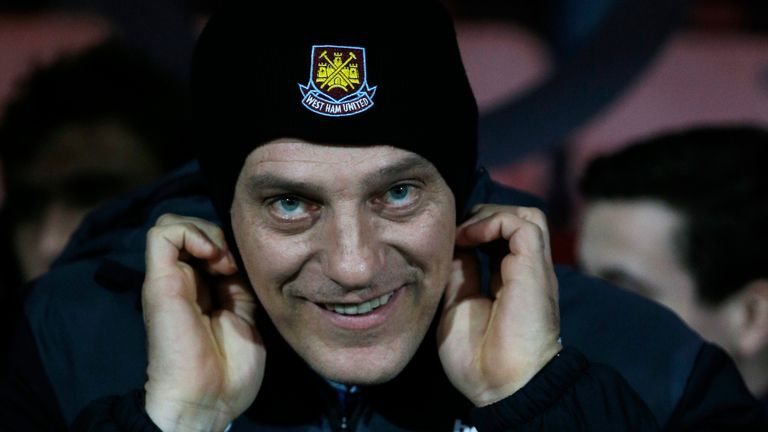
[437,204,562,407]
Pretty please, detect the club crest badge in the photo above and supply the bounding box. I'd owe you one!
[299,45,376,117]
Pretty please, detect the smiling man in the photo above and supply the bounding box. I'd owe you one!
[231,142,457,386]
[1,1,767,431]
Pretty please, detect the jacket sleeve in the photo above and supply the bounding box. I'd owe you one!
[471,347,660,431]
[70,390,162,432]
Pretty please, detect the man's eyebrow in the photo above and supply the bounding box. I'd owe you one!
[245,174,324,197]
[362,154,437,188]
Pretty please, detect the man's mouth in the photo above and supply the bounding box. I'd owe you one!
[322,292,394,316]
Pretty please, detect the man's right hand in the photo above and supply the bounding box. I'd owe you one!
[142,214,265,432]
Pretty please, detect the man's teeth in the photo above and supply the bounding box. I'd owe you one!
[324,292,393,316]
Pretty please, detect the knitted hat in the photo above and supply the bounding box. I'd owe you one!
[192,0,478,221]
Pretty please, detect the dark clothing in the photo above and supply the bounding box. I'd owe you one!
[1,163,765,431]
[0,211,24,368]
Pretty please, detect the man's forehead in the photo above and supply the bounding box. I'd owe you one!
[243,139,439,177]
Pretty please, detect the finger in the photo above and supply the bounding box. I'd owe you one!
[211,308,265,397]
[146,220,237,279]
[457,209,554,301]
[456,211,539,253]
[215,275,257,326]
[457,203,505,230]
[456,207,551,260]
[156,214,231,250]
[510,206,551,258]
[460,203,534,224]
[495,221,558,302]
[156,214,236,261]
[443,251,481,309]
[143,225,237,313]
[459,205,550,243]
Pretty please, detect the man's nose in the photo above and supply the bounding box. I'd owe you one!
[321,210,384,289]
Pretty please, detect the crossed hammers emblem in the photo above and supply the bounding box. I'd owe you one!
[316,50,359,92]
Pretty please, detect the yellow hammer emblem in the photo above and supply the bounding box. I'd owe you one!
[315,50,361,93]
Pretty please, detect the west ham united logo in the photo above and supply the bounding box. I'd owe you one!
[299,45,376,117]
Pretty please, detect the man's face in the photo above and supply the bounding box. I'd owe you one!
[231,139,456,384]
[10,121,162,280]
[578,200,731,347]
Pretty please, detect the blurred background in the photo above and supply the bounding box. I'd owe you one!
[0,0,766,273]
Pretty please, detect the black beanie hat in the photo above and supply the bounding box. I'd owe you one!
[192,0,478,222]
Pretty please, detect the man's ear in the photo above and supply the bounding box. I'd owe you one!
[733,279,768,358]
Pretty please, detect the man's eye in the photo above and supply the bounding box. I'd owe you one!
[382,184,418,207]
[278,197,301,212]
[268,196,312,219]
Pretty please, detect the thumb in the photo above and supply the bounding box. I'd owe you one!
[215,274,258,327]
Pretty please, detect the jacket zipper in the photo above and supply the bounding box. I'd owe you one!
[333,384,358,431]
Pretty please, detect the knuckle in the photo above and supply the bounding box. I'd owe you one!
[178,221,199,232]
[146,225,165,240]
[471,203,487,214]
[156,213,180,225]
[207,224,225,239]
[518,220,541,236]
[519,221,546,247]
[519,208,549,233]
[210,231,227,247]
[518,206,546,222]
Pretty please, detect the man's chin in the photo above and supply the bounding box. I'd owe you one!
[305,347,414,386]
[316,364,403,386]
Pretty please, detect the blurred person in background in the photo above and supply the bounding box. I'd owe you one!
[0,38,193,291]
[577,124,768,403]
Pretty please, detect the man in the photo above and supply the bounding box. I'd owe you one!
[0,38,191,367]
[578,125,768,403]
[0,39,192,285]
[1,2,764,431]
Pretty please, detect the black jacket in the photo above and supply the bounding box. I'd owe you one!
[1,163,765,431]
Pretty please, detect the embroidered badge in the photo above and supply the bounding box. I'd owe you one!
[299,45,376,117]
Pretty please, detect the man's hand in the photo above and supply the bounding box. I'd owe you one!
[437,204,562,407]
[142,214,266,431]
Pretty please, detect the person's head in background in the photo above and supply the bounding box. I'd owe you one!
[577,124,768,398]
[0,38,192,284]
